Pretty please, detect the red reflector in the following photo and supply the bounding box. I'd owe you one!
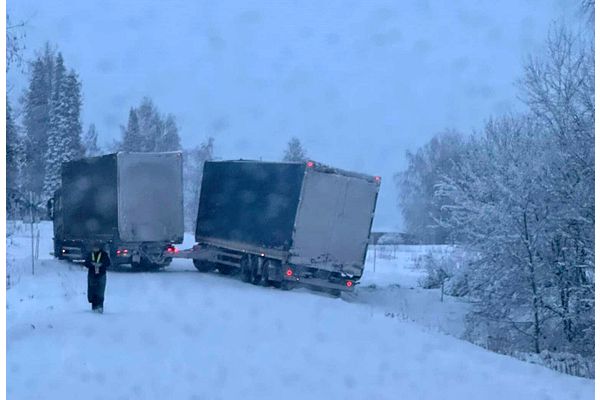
[346,281,353,287]
[286,268,293,277]
[306,161,314,168]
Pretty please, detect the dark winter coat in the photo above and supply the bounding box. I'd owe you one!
[84,250,111,276]
[84,250,110,307]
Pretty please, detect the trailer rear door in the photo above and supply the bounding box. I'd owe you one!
[118,152,184,243]
[289,170,378,276]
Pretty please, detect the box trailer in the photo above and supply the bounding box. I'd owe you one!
[50,152,184,270]
[172,160,380,294]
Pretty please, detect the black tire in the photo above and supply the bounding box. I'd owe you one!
[131,262,144,272]
[193,259,213,272]
[217,265,235,275]
[240,256,251,282]
[250,256,262,285]
[271,280,282,289]
[259,259,270,287]
[280,281,293,291]
[327,288,342,297]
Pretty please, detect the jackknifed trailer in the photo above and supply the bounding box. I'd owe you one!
[170,160,380,294]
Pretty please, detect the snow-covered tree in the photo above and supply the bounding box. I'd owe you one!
[121,108,142,152]
[136,97,162,152]
[118,98,182,152]
[7,99,25,216]
[6,14,26,73]
[183,137,214,230]
[283,137,308,162]
[161,114,181,151]
[84,124,101,156]
[42,54,84,200]
[22,44,55,198]
[395,131,464,244]
[402,22,593,359]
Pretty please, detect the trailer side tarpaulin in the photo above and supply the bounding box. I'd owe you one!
[196,161,305,249]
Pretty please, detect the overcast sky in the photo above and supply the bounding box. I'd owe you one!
[7,0,580,230]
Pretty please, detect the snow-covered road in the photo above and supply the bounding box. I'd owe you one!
[6,223,594,399]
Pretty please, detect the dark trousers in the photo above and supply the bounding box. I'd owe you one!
[87,273,106,309]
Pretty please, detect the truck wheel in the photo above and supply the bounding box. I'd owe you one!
[250,256,262,285]
[193,259,213,272]
[259,260,270,287]
[217,265,235,275]
[131,262,143,272]
[240,256,251,282]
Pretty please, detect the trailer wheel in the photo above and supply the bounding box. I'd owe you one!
[240,256,251,282]
[250,256,262,285]
[217,265,235,275]
[193,259,213,272]
[259,259,270,287]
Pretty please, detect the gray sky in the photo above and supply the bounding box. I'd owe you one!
[7,0,579,230]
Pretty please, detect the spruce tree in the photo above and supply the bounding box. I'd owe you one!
[64,71,84,159]
[119,98,182,152]
[136,97,161,151]
[43,54,83,200]
[7,98,24,215]
[161,114,182,151]
[23,44,54,197]
[121,108,142,151]
[84,124,101,156]
[283,137,308,162]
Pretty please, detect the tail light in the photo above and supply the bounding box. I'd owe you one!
[374,176,381,184]
[346,280,353,288]
[166,245,178,254]
[306,161,315,168]
[285,268,293,277]
[116,248,129,257]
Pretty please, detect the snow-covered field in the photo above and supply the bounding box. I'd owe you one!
[7,222,594,399]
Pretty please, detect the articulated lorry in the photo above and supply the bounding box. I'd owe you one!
[171,160,380,294]
[50,152,184,270]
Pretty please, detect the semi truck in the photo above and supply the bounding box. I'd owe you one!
[50,152,184,270]
[171,160,380,294]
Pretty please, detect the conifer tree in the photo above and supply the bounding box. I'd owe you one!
[42,54,83,200]
[283,137,308,162]
[161,114,181,151]
[84,124,101,156]
[22,44,54,197]
[7,99,24,215]
[121,108,142,151]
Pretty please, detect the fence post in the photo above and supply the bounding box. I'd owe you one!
[30,192,35,275]
[373,244,377,272]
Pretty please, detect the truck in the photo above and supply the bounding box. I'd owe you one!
[171,160,380,294]
[50,152,184,270]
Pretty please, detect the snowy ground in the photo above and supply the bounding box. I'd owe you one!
[7,222,594,399]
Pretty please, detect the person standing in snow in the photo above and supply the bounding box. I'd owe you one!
[84,243,110,313]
